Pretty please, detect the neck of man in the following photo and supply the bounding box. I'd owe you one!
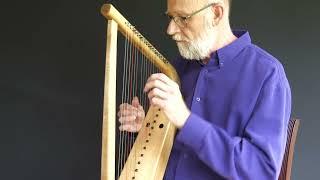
[202,23,237,64]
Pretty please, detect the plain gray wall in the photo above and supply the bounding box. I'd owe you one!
[0,0,318,179]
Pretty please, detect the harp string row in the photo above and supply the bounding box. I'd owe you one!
[117,27,160,179]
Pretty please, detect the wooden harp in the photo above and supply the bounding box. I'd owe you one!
[100,4,179,180]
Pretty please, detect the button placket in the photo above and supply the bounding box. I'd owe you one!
[193,68,206,104]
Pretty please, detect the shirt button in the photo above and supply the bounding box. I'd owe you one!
[196,97,201,102]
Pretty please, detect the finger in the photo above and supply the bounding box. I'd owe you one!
[147,73,176,86]
[144,79,168,93]
[119,120,141,126]
[119,103,138,113]
[132,96,141,107]
[119,102,141,112]
[119,103,131,110]
[119,115,137,123]
[137,105,145,118]
[119,124,141,132]
[149,96,166,109]
[118,109,139,117]
[147,88,167,100]
[138,104,144,111]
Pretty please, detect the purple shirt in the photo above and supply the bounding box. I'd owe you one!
[164,31,291,180]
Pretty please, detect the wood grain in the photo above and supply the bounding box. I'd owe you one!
[101,19,118,180]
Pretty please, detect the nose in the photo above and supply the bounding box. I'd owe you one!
[166,19,180,36]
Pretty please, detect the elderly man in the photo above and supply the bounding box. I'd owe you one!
[118,0,291,179]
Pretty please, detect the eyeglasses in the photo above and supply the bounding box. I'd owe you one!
[165,3,217,28]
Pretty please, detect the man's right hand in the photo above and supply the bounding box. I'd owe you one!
[117,96,145,132]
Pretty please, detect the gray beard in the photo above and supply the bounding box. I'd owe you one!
[177,22,215,60]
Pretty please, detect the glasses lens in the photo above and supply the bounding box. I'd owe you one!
[174,17,185,27]
[166,14,186,28]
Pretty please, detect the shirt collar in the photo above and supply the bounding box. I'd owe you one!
[216,30,252,67]
[178,30,251,67]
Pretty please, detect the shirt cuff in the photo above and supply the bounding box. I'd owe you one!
[176,113,211,152]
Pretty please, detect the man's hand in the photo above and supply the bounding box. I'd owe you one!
[117,96,145,132]
[144,73,191,129]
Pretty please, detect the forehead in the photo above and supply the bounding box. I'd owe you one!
[167,0,204,15]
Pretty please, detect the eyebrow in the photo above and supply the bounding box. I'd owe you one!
[165,10,188,17]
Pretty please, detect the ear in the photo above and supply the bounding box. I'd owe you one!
[211,4,224,26]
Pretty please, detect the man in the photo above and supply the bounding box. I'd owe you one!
[118,0,291,179]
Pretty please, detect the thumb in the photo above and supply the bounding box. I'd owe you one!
[132,96,140,107]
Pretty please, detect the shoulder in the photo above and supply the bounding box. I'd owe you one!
[240,44,288,85]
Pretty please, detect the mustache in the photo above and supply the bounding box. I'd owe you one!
[172,34,182,41]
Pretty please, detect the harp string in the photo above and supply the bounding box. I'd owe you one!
[125,30,132,178]
[131,36,139,178]
[117,27,128,179]
[121,31,131,179]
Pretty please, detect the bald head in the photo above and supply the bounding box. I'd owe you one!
[195,0,231,7]
[191,0,231,17]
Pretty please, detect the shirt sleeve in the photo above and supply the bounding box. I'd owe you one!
[175,67,291,179]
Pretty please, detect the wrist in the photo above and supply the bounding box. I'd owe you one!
[176,109,191,129]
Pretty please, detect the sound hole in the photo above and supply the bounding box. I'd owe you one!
[159,124,164,129]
